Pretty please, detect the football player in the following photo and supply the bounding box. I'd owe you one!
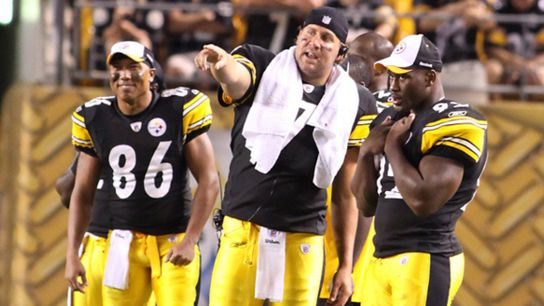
[318,31,394,306]
[351,34,488,306]
[57,49,165,306]
[195,6,377,306]
[65,41,219,306]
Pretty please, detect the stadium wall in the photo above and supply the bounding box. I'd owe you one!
[0,84,542,306]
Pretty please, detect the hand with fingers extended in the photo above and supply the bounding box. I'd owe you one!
[65,255,87,292]
[165,237,196,266]
[194,44,231,72]
[327,266,354,306]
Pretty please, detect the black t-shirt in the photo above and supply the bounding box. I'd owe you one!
[218,44,377,234]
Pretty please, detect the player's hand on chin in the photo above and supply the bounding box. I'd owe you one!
[165,238,196,266]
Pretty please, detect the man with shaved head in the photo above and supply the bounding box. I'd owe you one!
[348,32,394,93]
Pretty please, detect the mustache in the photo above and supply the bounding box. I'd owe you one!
[111,70,145,82]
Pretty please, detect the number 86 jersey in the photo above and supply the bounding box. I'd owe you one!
[71,88,213,235]
[371,100,488,258]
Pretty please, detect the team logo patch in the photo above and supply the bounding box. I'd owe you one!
[300,243,311,254]
[322,15,331,25]
[394,41,407,54]
[130,121,142,132]
[148,118,167,137]
[168,235,178,243]
[400,256,409,265]
[303,84,315,93]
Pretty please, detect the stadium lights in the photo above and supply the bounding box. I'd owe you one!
[21,0,39,23]
[0,0,13,25]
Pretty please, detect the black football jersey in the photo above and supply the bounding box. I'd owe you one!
[71,154,112,238]
[371,100,488,257]
[217,44,377,234]
[71,88,212,235]
[373,89,395,114]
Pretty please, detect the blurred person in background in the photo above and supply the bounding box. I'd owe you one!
[231,0,326,53]
[89,1,159,72]
[414,0,496,105]
[164,0,232,86]
[328,0,398,42]
[484,0,544,100]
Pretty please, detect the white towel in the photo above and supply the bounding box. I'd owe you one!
[242,46,302,173]
[242,47,358,188]
[103,229,133,290]
[308,67,358,188]
[255,227,286,302]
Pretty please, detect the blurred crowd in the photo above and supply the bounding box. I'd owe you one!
[68,0,544,102]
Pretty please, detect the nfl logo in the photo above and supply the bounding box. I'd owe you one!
[300,244,311,254]
[322,15,331,25]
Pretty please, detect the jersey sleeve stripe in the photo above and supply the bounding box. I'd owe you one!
[71,135,93,147]
[71,111,94,149]
[421,116,487,163]
[183,93,213,139]
[349,114,376,147]
[72,112,86,128]
[436,137,482,161]
[187,114,212,134]
[423,117,487,130]
[183,93,208,116]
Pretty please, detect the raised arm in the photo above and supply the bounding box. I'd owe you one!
[166,133,220,265]
[194,44,252,100]
[65,152,101,292]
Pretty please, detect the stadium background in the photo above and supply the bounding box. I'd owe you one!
[0,1,543,305]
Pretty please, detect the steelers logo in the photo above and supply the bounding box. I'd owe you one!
[394,41,407,54]
[148,118,167,137]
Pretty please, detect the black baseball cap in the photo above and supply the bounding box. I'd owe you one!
[375,34,443,74]
[303,6,348,43]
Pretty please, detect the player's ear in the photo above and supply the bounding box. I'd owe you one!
[149,68,156,82]
[426,70,437,85]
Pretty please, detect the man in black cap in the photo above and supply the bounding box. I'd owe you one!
[351,34,488,306]
[65,40,220,306]
[195,6,376,306]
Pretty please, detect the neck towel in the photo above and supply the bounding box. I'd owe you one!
[242,46,359,188]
